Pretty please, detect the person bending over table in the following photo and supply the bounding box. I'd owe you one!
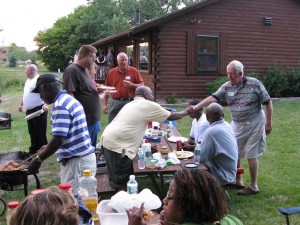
[198,102,238,185]
[100,86,193,190]
[181,99,210,151]
[127,169,243,225]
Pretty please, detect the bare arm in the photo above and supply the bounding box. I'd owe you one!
[123,80,144,89]
[167,106,193,121]
[265,100,273,135]
[38,136,65,161]
[193,96,217,111]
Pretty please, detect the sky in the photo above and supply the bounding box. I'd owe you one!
[0,0,88,51]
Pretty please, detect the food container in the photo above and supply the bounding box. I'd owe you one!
[97,200,128,225]
[145,159,158,169]
[160,146,168,160]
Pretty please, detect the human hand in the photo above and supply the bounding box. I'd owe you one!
[123,80,132,88]
[103,104,108,114]
[186,106,194,115]
[265,122,272,135]
[42,104,49,112]
[126,202,146,225]
[28,157,42,174]
[18,105,23,112]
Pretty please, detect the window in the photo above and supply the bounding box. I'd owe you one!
[195,36,218,72]
[139,42,148,71]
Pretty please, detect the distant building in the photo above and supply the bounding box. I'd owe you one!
[0,46,9,65]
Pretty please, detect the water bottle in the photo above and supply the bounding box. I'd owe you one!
[142,139,151,160]
[138,147,145,169]
[167,121,174,138]
[194,143,201,164]
[127,175,138,194]
[7,201,19,225]
[79,170,99,222]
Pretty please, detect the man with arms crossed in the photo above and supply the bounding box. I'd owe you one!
[193,60,273,195]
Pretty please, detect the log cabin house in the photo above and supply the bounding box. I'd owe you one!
[91,0,300,99]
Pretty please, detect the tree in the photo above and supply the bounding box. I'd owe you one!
[34,0,203,70]
[8,43,28,61]
[9,54,17,67]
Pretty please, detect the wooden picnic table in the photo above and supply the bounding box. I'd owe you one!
[132,123,193,199]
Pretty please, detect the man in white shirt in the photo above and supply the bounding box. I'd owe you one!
[182,99,210,151]
[18,64,48,155]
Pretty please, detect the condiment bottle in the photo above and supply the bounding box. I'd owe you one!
[7,201,19,225]
[59,182,72,193]
[79,170,99,222]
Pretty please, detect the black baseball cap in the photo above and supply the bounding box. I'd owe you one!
[31,74,62,93]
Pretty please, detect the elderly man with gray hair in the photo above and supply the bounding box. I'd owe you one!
[193,60,273,195]
[18,64,48,155]
[199,103,238,185]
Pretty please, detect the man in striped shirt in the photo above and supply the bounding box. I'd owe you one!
[28,73,96,196]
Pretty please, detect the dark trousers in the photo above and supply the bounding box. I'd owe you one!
[108,99,130,124]
[26,105,48,154]
[102,146,133,189]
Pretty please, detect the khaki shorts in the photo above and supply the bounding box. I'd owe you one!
[231,110,266,159]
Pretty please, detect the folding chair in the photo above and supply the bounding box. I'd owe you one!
[277,207,300,225]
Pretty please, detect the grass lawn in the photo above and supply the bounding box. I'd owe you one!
[1,67,300,224]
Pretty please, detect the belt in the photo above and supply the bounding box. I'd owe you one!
[112,97,134,101]
[60,153,92,166]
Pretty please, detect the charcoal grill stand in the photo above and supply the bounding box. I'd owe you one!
[22,171,41,196]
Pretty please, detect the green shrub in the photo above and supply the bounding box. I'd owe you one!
[206,76,227,95]
[1,77,24,89]
[164,93,177,104]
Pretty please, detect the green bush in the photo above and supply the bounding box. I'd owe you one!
[206,76,227,95]
[164,93,177,104]
[262,63,300,97]
[1,77,24,89]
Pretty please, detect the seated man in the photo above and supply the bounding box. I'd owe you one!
[199,103,238,185]
[182,99,210,151]
[100,86,193,190]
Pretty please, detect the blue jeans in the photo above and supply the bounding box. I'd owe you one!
[87,121,101,147]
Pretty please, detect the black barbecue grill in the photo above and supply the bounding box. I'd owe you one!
[0,151,41,196]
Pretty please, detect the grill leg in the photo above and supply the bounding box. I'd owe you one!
[23,173,28,197]
[33,173,41,189]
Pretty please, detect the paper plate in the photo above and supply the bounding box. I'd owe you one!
[184,163,199,168]
[25,109,44,120]
[176,151,194,159]
[167,136,188,143]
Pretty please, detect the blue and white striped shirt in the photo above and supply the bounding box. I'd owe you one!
[51,90,94,161]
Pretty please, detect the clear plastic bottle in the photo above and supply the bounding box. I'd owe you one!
[79,170,99,222]
[141,139,151,161]
[127,175,138,194]
[194,143,201,164]
[137,147,145,169]
[6,201,19,225]
[167,121,174,138]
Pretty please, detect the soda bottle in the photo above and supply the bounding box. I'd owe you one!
[79,170,99,222]
[7,201,19,225]
[138,148,145,169]
[127,175,138,194]
[194,143,201,164]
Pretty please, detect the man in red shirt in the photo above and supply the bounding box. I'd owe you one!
[103,52,144,123]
